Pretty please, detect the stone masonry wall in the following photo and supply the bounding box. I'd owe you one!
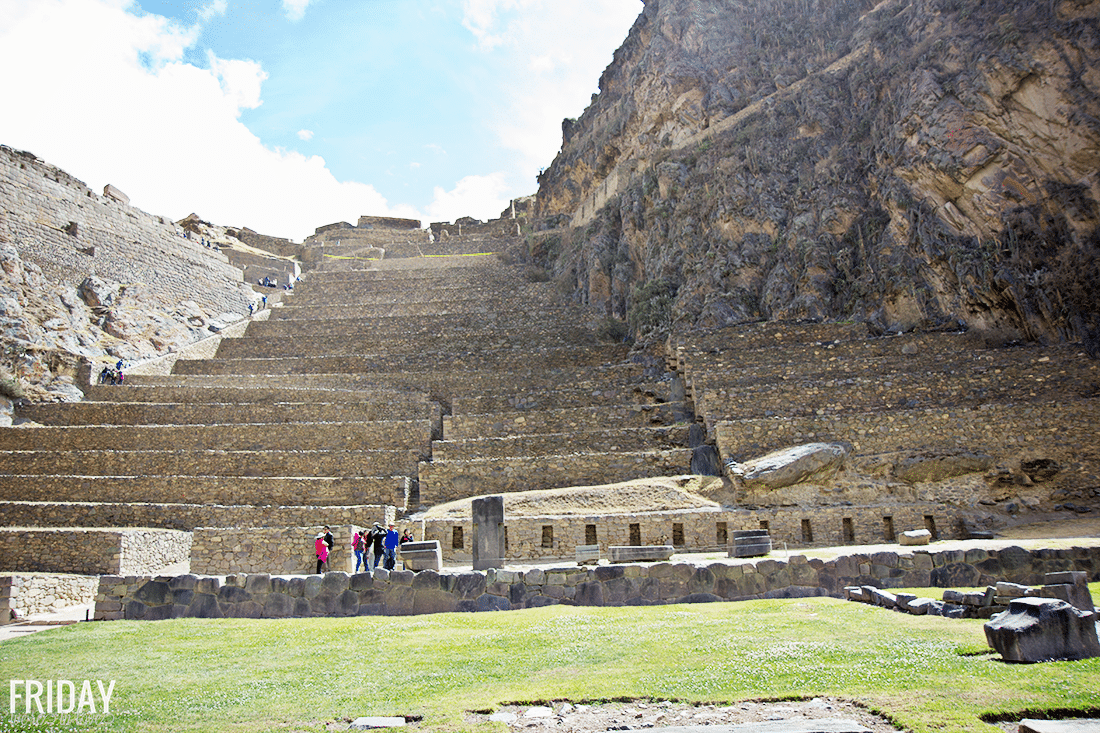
[0,146,252,318]
[0,574,98,619]
[190,524,385,576]
[422,504,960,564]
[94,544,1100,621]
[715,400,1100,464]
[0,500,397,533]
[0,529,190,575]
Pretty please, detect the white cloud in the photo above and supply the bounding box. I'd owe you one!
[198,0,227,22]
[282,0,313,22]
[461,0,642,174]
[425,173,511,225]
[297,129,314,141]
[0,0,413,241]
[207,51,267,113]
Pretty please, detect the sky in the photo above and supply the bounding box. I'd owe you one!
[0,0,641,241]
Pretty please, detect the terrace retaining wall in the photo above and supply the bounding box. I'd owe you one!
[94,544,1100,620]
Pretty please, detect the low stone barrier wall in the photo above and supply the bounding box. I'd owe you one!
[445,405,688,441]
[0,574,98,619]
[668,322,871,354]
[694,358,1096,426]
[422,504,959,564]
[0,475,407,508]
[217,326,600,360]
[0,501,396,532]
[0,529,190,575]
[3,448,422,478]
[172,345,627,376]
[94,544,1100,621]
[419,449,693,505]
[190,524,382,576]
[452,382,675,415]
[433,426,690,462]
[715,399,1100,464]
[0,420,433,453]
[16,401,425,427]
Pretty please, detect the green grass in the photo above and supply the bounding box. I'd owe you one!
[1,596,1098,732]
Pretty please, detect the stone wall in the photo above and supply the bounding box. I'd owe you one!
[190,524,391,576]
[418,449,693,505]
[715,400,1100,466]
[0,500,398,532]
[0,574,98,619]
[0,529,191,575]
[0,145,252,318]
[94,543,1100,621]
[421,504,960,564]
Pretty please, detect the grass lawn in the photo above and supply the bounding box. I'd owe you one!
[1,591,1098,733]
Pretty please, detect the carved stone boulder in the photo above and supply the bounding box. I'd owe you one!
[984,597,1100,663]
[727,442,849,490]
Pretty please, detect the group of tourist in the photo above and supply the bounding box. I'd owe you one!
[314,523,414,574]
[97,359,127,385]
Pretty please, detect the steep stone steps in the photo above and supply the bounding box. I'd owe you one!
[418,448,694,505]
[16,401,430,427]
[445,403,691,440]
[0,448,422,478]
[0,420,432,452]
[0,474,407,507]
[431,426,691,462]
[0,501,386,531]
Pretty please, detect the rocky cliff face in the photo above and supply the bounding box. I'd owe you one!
[530,0,1100,347]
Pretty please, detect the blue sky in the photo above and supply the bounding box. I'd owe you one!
[0,0,641,240]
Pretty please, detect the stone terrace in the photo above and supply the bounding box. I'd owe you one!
[5,215,1098,575]
[2,223,694,574]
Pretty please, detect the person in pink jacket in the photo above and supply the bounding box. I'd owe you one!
[315,528,330,574]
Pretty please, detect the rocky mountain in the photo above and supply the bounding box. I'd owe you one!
[528,0,1100,348]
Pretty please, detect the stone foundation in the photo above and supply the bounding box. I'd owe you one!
[0,574,98,620]
[94,543,1100,621]
[0,529,191,575]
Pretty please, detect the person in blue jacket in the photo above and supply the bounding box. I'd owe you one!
[383,524,400,570]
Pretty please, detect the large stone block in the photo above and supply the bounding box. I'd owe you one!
[472,496,505,571]
[400,541,442,572]
[609,545,675,563]
[985,598,1100,662]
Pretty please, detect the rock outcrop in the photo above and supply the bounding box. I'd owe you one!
[529,0,1100,347]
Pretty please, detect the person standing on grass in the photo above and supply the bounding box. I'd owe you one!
[383,524,400,570]
[368,522,387,569]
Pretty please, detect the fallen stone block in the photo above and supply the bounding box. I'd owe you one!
[575,544,600,565]
[985,597,1100,662]
[1041,584,1096,613]
[609,545,675,563]
[905,598,935,615]
[399,541,442,572]
[996,581,1031,598]
[899,529,931,546]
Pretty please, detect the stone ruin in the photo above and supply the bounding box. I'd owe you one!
[0,204,1098,619]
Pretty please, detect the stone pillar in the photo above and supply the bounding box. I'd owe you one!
[472,496,504,571]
